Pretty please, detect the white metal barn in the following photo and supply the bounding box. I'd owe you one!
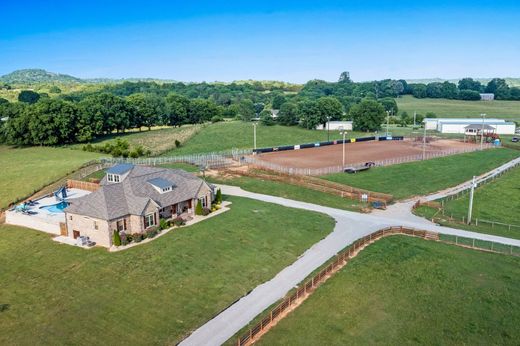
[316,121,353,131]
[424,118,516,134]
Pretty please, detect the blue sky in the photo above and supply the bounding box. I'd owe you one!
[1,1,519,82]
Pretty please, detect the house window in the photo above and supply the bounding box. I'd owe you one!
[94,221,98,230]
[116,219,126,231]
[161,186,172,193]
[69,215,73,220]
[145,213,155,228]
[107,174,120,183]
[199,196,208,208]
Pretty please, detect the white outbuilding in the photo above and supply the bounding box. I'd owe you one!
[316,121,353,131]
[424,118,516,135]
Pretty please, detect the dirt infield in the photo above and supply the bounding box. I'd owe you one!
[255,139,480,169]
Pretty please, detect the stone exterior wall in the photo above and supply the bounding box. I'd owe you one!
[65,212,112,247]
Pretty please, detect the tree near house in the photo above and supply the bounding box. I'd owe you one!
[215,188,222,204]
[113,230,121,246]
[260,109,274,126]
[277,102,299,126]
[195,200,203,216]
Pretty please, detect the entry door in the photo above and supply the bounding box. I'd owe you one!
[73,230,80,239]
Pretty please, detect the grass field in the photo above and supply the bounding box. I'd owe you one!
[414,165,520,239]
[256,236,520,345]
[0,196,334,345]
[397,95,520,121]
[70,125,201,155]
[0,146,102,209]
[161,121,420,156]
[207,175,364,212]
[323,148,519,199]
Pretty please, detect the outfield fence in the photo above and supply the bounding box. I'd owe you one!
[247,145,492,176]
[236,226,520,346]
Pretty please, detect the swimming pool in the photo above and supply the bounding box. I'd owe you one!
[40,201,69,213]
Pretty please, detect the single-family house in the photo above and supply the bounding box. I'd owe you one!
[64,164,214,247]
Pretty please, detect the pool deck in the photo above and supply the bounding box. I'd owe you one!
[5,188,91,234]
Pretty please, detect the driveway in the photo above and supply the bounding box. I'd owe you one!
[180,184,520,346]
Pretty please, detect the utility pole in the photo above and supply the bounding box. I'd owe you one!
[253,123,257,152]
[480,113,486,150]
[413,111,417,127]
[422,122,427,160]
[467,176,477,224]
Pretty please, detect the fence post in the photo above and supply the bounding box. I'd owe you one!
[472,238,475,248]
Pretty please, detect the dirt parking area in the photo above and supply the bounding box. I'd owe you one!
[255,139,479,169]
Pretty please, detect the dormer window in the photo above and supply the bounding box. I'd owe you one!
[107,174,120,183]
[148,177,175,194]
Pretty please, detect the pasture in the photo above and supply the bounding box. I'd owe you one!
[0,146,102,209]
[255,236,520,345]
[396,95,520,121]
[323,148,519,199]
[0,196,334,345]
[415,165,520,239]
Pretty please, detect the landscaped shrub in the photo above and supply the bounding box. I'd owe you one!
[175,140,181,148]
[113,230,121,246]
[215,188,222,204]
[202,207,211,216]
[159,218,169,230]
[173,217,185,227]
[195,200,203,216]
[132,233,143,243]
[146,228,158,238]
[126,233,133,243]
[120,232,128,246]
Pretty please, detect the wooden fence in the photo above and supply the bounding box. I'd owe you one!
[233,168,393,204]
[66,179,100,192]
[236,226,520,346]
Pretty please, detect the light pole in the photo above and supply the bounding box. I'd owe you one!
[340,129,347,168]
[467,176,477,224]
[326,116,331,142]
[413,111,417,127]
[253,122,257,152]
[480,113,486,150]
[422,121,427,160]
[386,111,390,137]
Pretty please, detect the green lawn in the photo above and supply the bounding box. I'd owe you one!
[323,148,519,199]
[207,175,364,212]
[0,196,334,345]
[256,236,520,345]
[414,165,520,239]
[397,95,520,121]
[162,121,411,156]
[0,146,102,209]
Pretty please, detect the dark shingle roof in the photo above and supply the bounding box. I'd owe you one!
[464,124,496,130]
[65,165,210,220]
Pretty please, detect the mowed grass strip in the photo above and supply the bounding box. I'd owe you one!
[0,196,334,345]
[207,175,364,212]
[257,236,520,345]
[396,95,520,121]
[323,148,519,199]
[0,145,102,209]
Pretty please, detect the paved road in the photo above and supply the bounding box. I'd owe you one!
[180,184,520,346]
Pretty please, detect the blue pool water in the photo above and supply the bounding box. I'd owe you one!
[40,201,69,213]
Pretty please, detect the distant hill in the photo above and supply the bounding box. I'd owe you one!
[0,69,83,84]
[406,77,520,87]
